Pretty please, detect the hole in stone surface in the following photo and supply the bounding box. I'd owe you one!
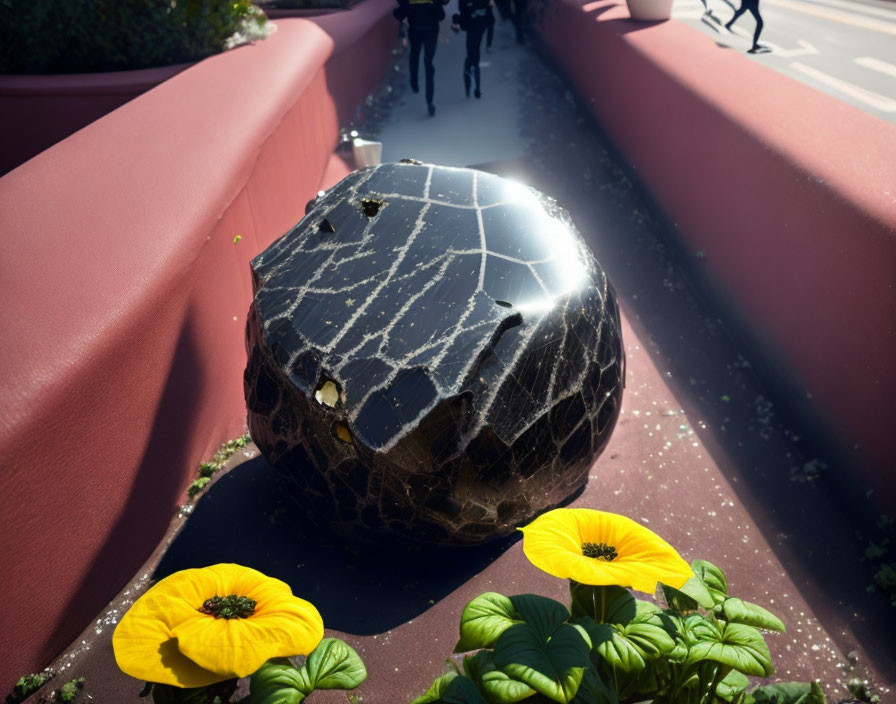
[335,423,352,443]
[319,218,335,233]
[314,380,340,407]
[360,197,384,217]
[494,299,513,308]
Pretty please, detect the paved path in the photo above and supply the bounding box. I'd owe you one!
[673,0,896,123]
[34,15,895,703]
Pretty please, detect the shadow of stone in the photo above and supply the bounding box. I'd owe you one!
[155,455,519,634]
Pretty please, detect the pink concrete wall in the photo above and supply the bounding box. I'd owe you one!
[0,63,192,177]
[538,0,896,505]
[0,0,394,691]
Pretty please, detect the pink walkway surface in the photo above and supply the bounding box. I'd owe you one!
[0,0,394,690]
[538,0,896,508]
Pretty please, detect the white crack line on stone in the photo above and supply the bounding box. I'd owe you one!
[547,295,572,397]
[475,170,488,292]
[323,167,434,354]
[464,313,544,446]
[360,191,511,211]
[330,253,456,365]
[264,215,381,333]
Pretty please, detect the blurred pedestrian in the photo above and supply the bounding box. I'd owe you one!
[453,0,495,96]
[512,0,527,44]
[725,0,769,53]
[394,0,448,115]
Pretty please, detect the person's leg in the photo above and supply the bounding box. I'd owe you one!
[486,12,494,50]
[725,2,746,29]
[747,1,765,49]
[469,24,484,97]
[512,0,526,43]
[496,0,511,20]
[464,31,474,96]
[423,30,438,114]
[408,31,422,92]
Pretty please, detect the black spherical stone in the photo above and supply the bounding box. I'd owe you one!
[244,163,624,544]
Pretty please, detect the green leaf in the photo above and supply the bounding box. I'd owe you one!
[412,671,459,704]
[569,582,635,624]
[620,622,676,657]
[510,594,570,641]
[715,669,750,702]
[569,617,614,651]
[692,560,728,604]
[595,620,675,673]
[571,664,618,704]
[748,681,826,704]
[301,638,367,690]
[440,676,492,704]
[493,622,591,703]
[455,593,521,652]
[685,622,774,677]
[662,574,715,611]
[412,672,491,704]
[463,651,536,704]
[720,598,786,632]
[249,659,311,704]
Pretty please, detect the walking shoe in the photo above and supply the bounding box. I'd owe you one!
[474,89,481,98]
[410,80,419,93]
[747,44,771,53]
[428,103,436,116]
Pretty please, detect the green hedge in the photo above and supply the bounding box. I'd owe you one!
[0,0,267,74]
[257,0,356,9]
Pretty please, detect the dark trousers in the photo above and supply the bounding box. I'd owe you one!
[409,27,438,105]
[729,0,764,46]
[464,21,487,91]
[494,0,512,20]
[512,0,527,43]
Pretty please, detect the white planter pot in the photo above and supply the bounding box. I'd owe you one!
[625,0,673,20]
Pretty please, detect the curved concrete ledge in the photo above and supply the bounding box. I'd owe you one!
[0,62,193,175]
[0,0,394,690]
[537,0,896,506]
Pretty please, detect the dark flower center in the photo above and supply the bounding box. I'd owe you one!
[582,542,618,561]
[199,594,257,619]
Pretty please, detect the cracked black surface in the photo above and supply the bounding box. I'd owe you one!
[244,162,624,544]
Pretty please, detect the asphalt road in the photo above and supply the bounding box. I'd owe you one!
[672,0,896,123]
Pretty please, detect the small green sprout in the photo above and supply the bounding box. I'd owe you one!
[187,477,210,499]
[11,672,50,702]
[56,677,85,703]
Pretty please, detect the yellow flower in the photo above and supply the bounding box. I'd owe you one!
[113,564,324,688]
[519,508,693,593]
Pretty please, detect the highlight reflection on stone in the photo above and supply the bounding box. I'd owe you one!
[244,162,624,544]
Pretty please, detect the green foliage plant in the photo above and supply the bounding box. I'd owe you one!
[186,433,250,500]
[143,638,366,703]
[0,0,268,74]
[5,672,52,704]
[413,559,826,704]
[56,677,85,703]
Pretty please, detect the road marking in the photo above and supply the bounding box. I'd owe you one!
[765,0,896,38]
[791,61,896,111]
[789,0,896,22]
[727,24,820,56]
[854,56,896,80]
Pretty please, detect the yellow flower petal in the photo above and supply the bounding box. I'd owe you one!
[173,598,324,678]
[519,508,693,593]
[113,564,324,686]
[112,592,229,687]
